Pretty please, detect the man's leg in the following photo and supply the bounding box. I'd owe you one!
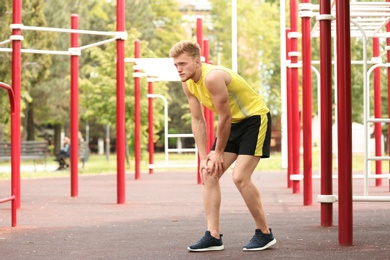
[231,155,270,233]
[202,152,237,238]
[187,153,237,251]
[201,171,221,239]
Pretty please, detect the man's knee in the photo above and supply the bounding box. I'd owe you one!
[232,174,251,189]
[202,173,220,186]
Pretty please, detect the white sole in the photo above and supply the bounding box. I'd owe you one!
[242,238,277,251]
[187,245,225,252]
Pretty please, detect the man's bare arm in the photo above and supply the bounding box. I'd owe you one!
[182,82,208,161]
[204,70,232,175]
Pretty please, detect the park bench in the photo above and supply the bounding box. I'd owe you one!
[0,140,48,171]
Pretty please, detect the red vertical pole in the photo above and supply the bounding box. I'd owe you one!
[301,1,313,206]
[134,40,141,180]
[9,86,16,226]
[11,0,22,209]
[386,0,390,191]
[196,18,203,185]
[197,146,201,185]
[290,0,301,193]
[116,0,126,204]
[9,88,16,226]
[204,39,215,151]
[197,20,207,137]
[286,28,293,189]
[196,18,203,55]
[204,39,209,62]
[148,79,154,174]
[336,0,353,246]
[373,37,382,187]
[0,83,17,226]
[9,85,16,226]
[204,39,211,149]
[70,14,79,198]
[319,0,333,227]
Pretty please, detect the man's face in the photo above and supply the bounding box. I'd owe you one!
[173,53,200,82]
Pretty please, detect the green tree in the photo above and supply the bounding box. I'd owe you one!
[150,0,192,145]
[0,0,54,141]
[23,0,54,140]
[39,0,188,155]
[41,0,116,124]
[208,0,281,119]
[77,0,185,155]
[0,1,13,141]
[149,0,183,57]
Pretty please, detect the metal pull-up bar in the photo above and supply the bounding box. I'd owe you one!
[0,82,17,227]
[0,24,127,57]
[6,0,127,211]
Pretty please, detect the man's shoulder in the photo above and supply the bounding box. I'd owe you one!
[202,63,228,71]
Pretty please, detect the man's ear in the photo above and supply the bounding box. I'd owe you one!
[195,57,201,67]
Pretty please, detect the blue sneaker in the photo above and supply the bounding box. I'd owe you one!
[243,228,276,251]
[188,231,224,252]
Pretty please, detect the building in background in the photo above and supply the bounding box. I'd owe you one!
[176,0,213,39]
[177,0,212,12]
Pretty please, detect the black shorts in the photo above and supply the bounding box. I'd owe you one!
[211,112,271,158]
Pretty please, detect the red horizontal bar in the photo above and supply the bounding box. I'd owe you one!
[0,195,15,204]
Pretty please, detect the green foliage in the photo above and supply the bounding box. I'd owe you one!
[0,0,54,140]
[1,0,186,147]
[150,0,184,57]
[80,34,170,153]
[2,0,389,161]
[23,0,55,134]
[0,3,17,137]
[0,1,12,85]
[208,0,281,119]
[35,0,183,152]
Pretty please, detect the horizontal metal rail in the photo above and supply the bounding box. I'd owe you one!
[290,173,390,180]
[318,194,390,203]
[0,195,15,204]
[147,94,198,170]
[167,148,197,153]
[0,39,11,46]
[16,25,118,36]
[0,48,70,55]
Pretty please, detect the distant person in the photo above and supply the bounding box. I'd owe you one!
[55,136,70,171]
[78,131,84,143]
[77,131,89,165]
[169,41,276,252]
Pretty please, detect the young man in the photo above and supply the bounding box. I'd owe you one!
[169,41,276,252]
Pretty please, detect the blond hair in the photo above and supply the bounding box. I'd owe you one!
[169,40,201,59]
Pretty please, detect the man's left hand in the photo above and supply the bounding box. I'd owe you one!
[206,151,225,178]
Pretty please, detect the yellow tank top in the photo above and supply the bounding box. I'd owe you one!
[186,63,269,123]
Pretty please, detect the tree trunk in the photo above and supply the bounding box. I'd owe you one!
[26,102,35,141]
[0,124,4,142]
[54,123,62,155]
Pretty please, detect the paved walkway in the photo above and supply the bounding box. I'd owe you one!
[1,168,389,259]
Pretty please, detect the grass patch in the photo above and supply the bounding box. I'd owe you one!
[0,151,388,180]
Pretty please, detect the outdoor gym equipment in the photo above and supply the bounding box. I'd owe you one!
[1,1,127,227]
[0,82,17,227]
[284,0,390,245]
[127,18,214,185]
